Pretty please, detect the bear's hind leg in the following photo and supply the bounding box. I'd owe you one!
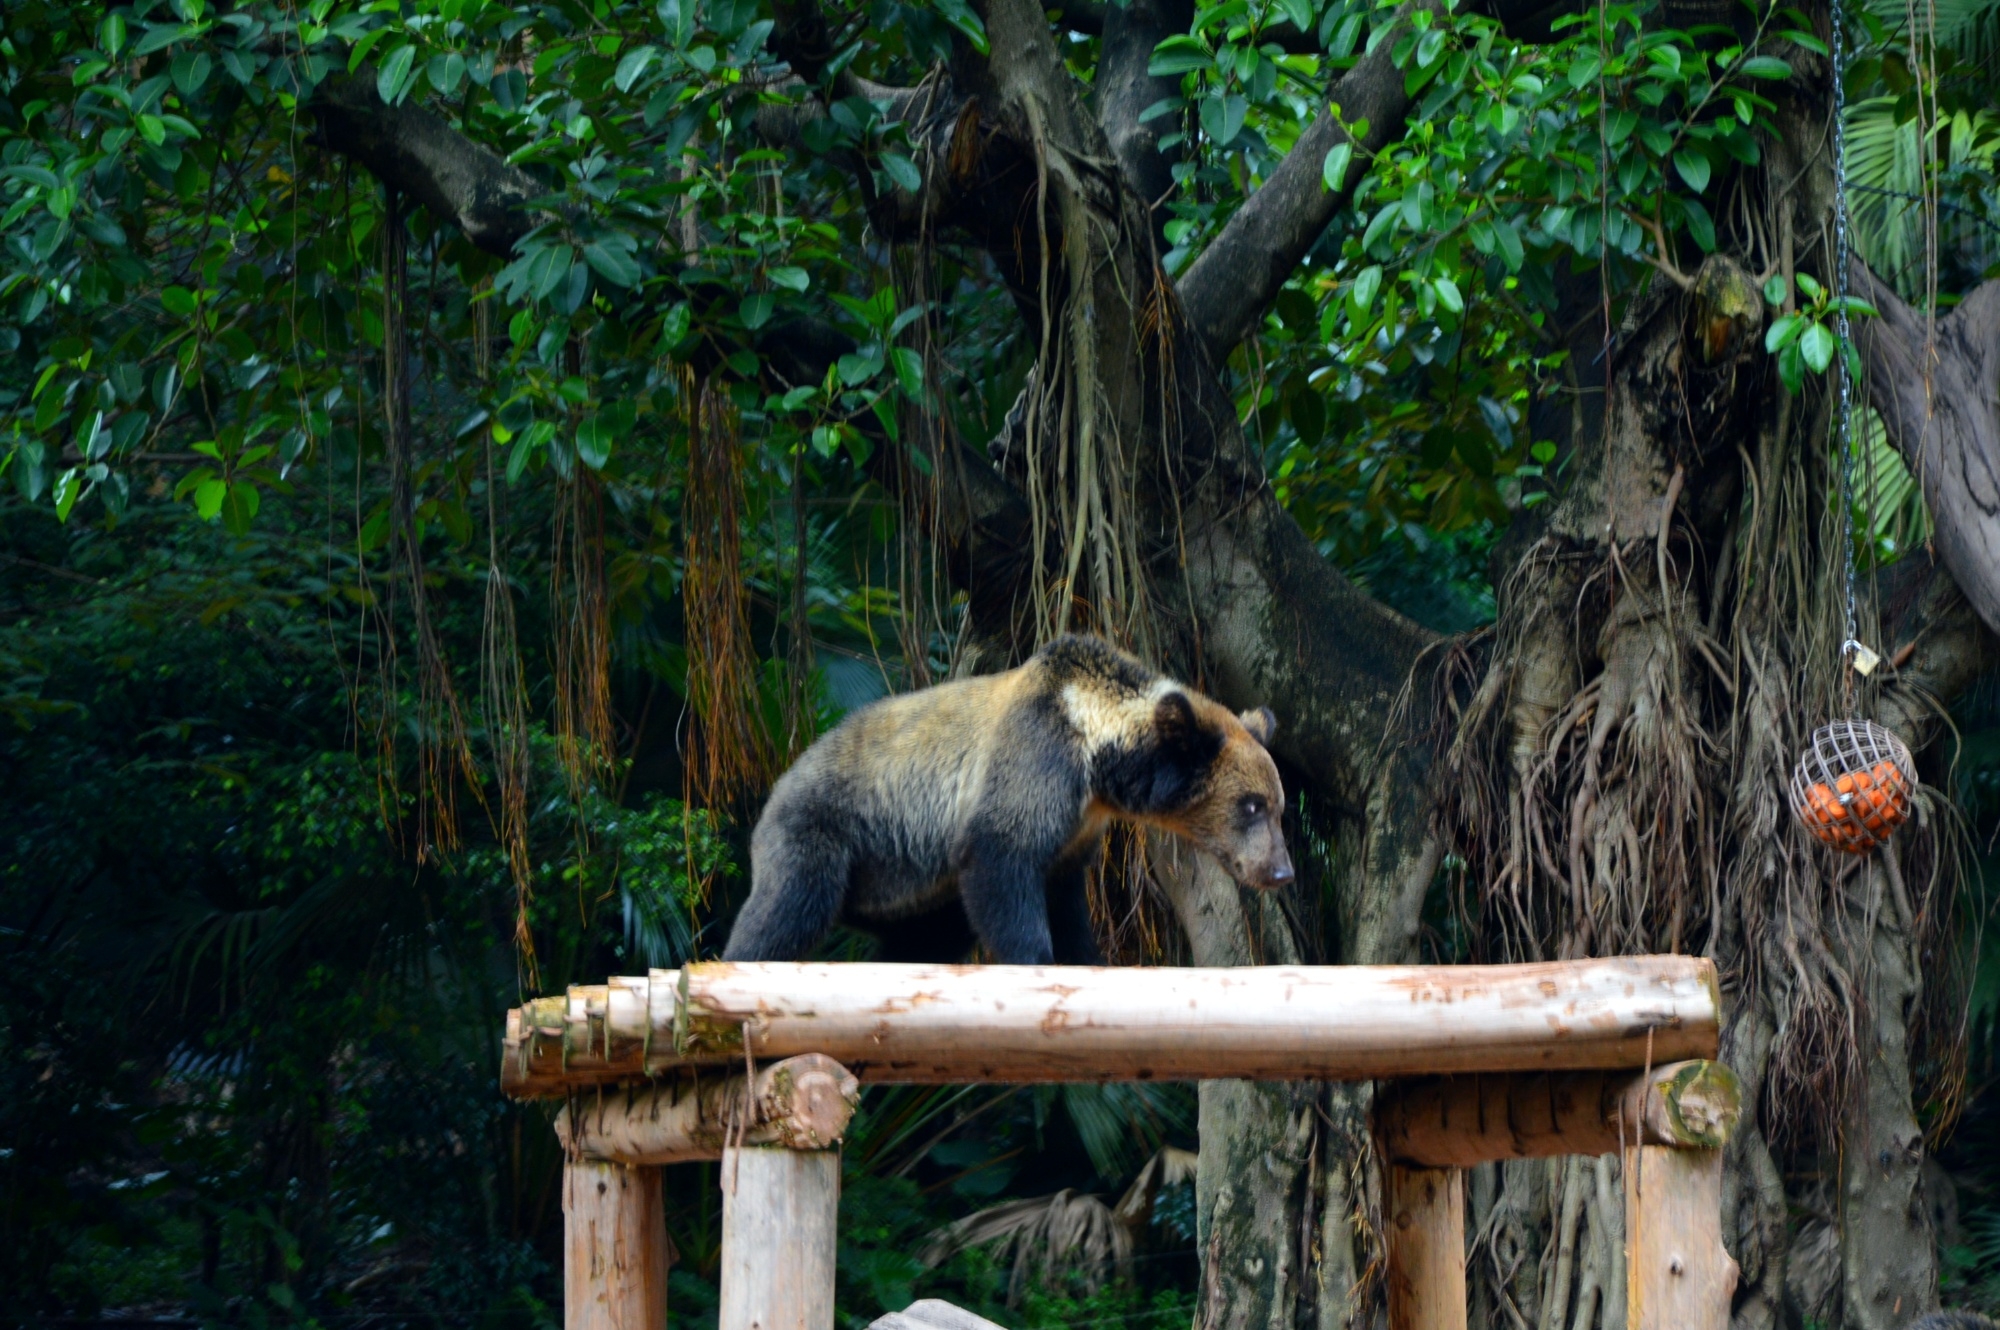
[724,816,852,961]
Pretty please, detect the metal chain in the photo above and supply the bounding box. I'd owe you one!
[1831,0,1864,660]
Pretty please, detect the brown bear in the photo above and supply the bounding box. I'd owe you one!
[722,634,1292,964]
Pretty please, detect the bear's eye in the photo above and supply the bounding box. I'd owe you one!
[1239,796,1266,822]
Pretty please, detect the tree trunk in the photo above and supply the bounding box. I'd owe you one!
[1159,842,1318,1330]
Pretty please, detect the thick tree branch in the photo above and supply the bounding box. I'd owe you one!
[310,75,542,258]
[1175,3,1428,362]
[1852,260,2000,640]
[1095,0,1194,245]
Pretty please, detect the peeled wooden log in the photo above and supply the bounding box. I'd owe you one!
[563,1159,669,1330]
[1384,1165,1467,1330]
[501,958,1719,1096]
[558,1055,859,1165]
[719,1146,839,1330]
[1625,1145,1736,1329]
[1374,1060,1741,1168]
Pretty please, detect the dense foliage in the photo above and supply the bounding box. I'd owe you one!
[5,0,2000,1319]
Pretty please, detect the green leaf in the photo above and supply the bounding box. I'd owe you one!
[740,293,774,329]
[932,0,989,54]
[161,286,197,317]
[891,346,924,397]
[1738,55,1792,80]
[53,467,82,522]
[1148,35,1212,76]
[661,302,692,349]
[1763,274,1788,307]
[1606,109,1637,145]
[221,481,259,535]
[429,52,466,95]
[1432,275,1464,315]
[526,245,575,301]
[1200,94,1247,147]
[1681,197,1716,252]
[1351,264,1382,315]
[880,152,923,193]
[837,344,884,386]
[1778,341,1805,395]
[615,46,658,93]
[131,23,194,57]
[506,435,534,484]
[1673,149,1711,191]
[770,266,810,293]
[1567,54,1601,88]
[1764,314,1802,352]
[1415,27,1446,67]
[576,417,613,470]
[1322,142,1354,193]
[194,476,227,520]
[584,238,642,288]
[171,51,212,96]
[377,45,416,105]
[1799,321,1835,373]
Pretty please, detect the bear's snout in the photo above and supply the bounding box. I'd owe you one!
[1257,845,1295,889]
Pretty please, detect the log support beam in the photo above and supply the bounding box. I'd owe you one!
[1385,1165,1467,1330]
[563,1159,669,1330]
[560,1057,858,1330]
[719,1146,841,1330]
[1624,1145,1736,1329]
[1374,1061,1741,1330]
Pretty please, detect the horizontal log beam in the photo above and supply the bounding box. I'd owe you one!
[558,1055,860,1165]
[1374,1059,1742,1168]
[501,958,1720,1097]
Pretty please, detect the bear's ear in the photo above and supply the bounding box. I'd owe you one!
[1239,706,1278,747]
[1154,690,1199,745]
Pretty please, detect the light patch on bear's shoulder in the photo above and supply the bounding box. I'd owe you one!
[1060,675,1178,755]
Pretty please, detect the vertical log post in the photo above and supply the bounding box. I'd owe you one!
[564,1159,669,1330]
[1624,1145,1736,1330]
[719,1145,842,1330]
[1384,1165,1467,1330]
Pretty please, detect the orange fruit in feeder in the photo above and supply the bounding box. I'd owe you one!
[1794,742,1912,853]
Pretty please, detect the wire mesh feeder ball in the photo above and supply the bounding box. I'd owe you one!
[1788,720,1916,853]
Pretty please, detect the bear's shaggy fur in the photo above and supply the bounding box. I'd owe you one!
[723,635,1292,964]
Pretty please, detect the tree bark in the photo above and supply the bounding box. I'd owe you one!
[1853,265,2000,639]
[1158,843,1318,1330]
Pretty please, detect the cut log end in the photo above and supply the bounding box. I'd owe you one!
[560,1054,860,1166]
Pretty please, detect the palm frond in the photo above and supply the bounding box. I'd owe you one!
[918,1189,1133,1305]
[1862,0,2000,65]
[1846,99,2000,299]
[1055,1082,1195,1183]
[1852,407,1932,565]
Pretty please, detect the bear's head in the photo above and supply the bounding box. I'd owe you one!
[1155,693,1293,890]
